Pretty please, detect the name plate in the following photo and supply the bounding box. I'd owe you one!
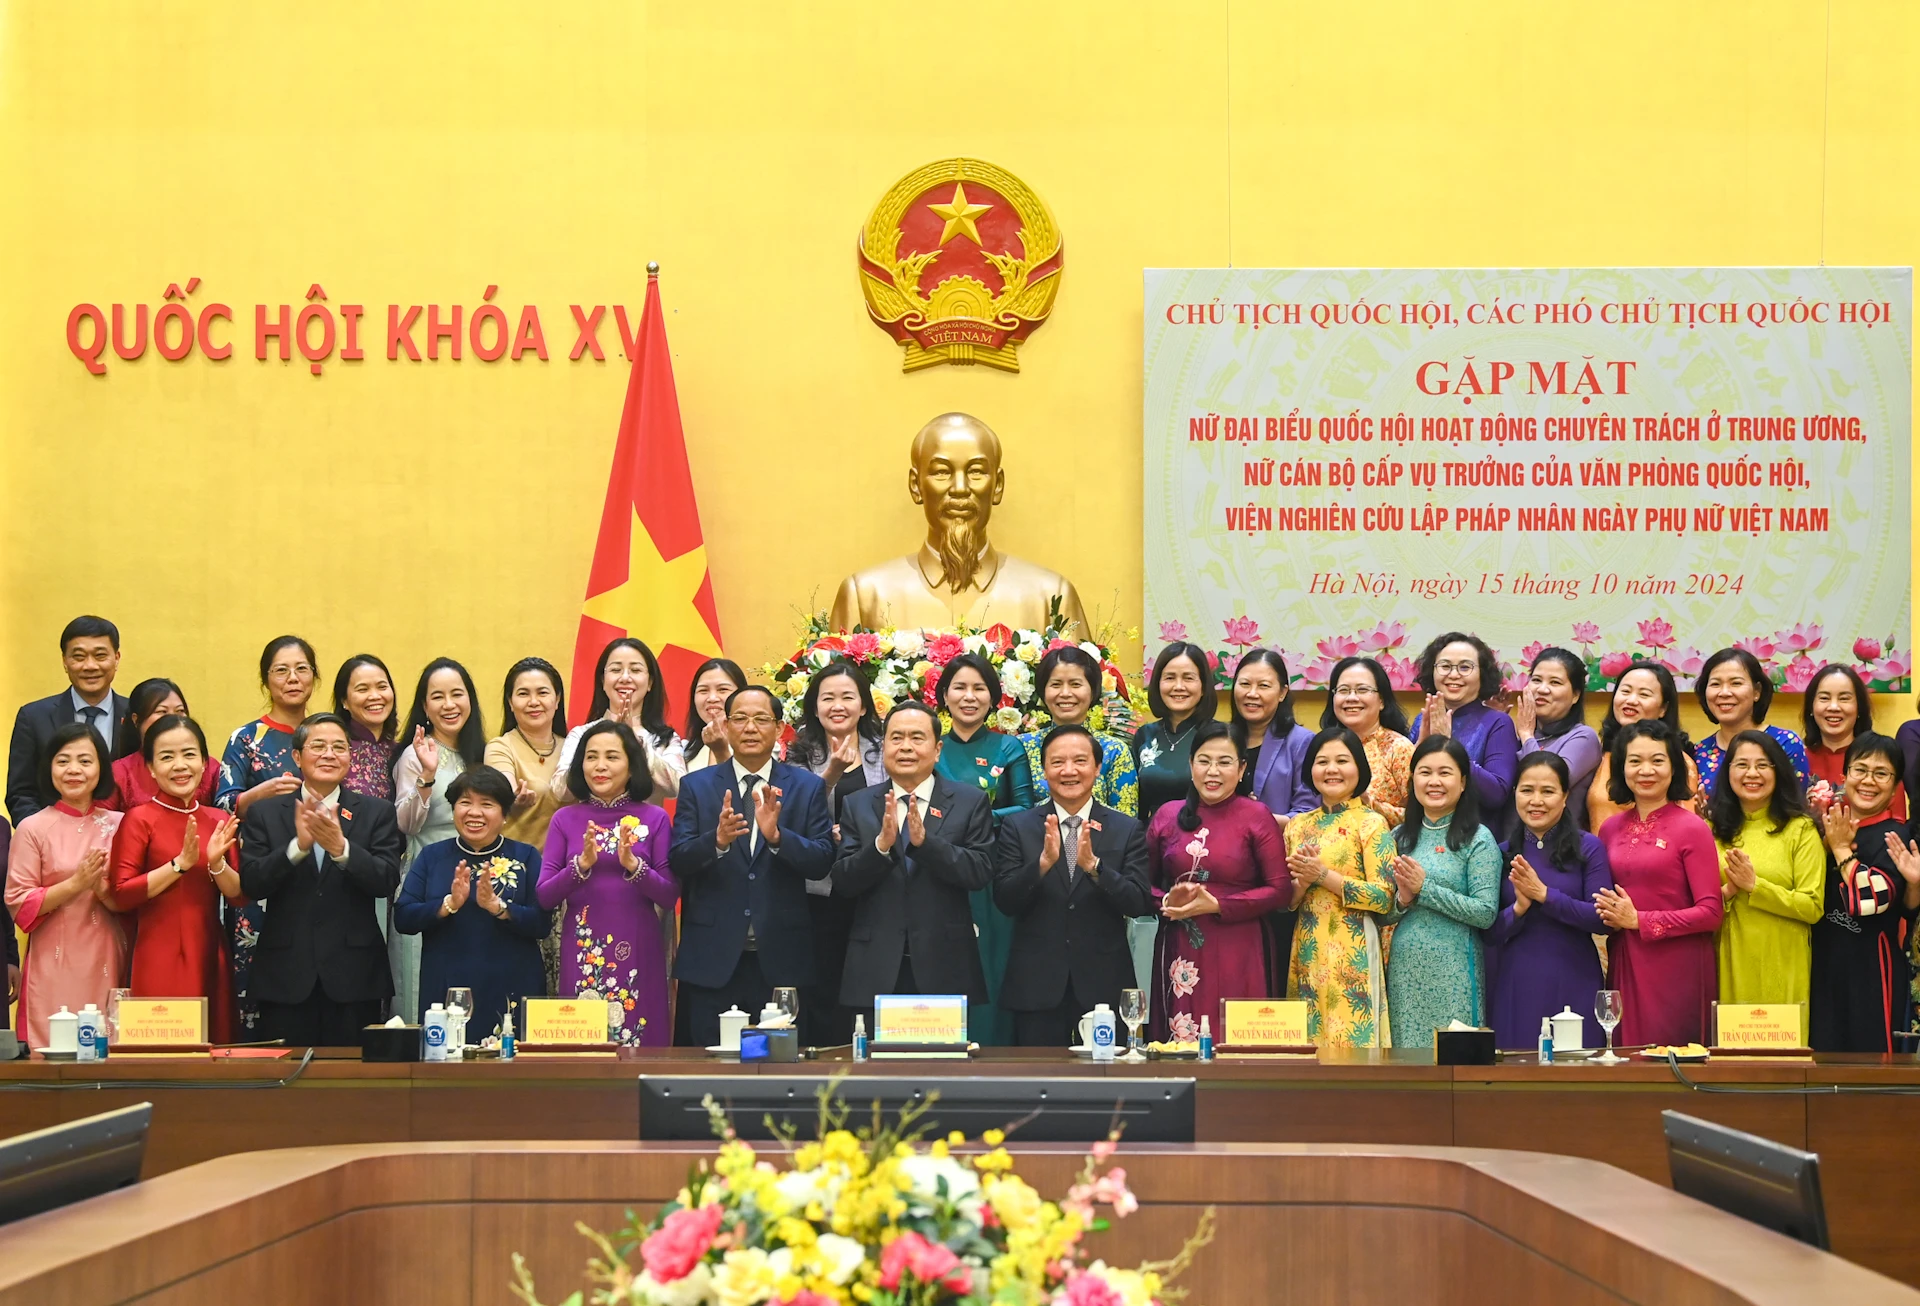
[1219,999,1311,1047]
[523,997,610,1044]
[115,997,207,1045]
[1716,1003,1803,1048]
[873,994,969,1045]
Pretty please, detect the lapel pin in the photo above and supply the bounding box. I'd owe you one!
[929,807,943,819]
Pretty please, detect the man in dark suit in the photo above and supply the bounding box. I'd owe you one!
[6,616,132,825]
[238,713,405,1046]
[993,724,1152,1046]
[669,685,834,1047]
[834,701,994,1017]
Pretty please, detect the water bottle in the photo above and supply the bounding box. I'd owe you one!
[852,1015,869,1062]
[499,1004,516,1061]
[1537,1017,1555,1065]
[1090,1004,1117,1063]
[1198,1015,1214,1062]
[423,1003,451,1062]
[76,1005,107,1063]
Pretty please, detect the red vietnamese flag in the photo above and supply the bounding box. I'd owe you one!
[569,267,722,731]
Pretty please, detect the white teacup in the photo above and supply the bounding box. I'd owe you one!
[717,1006,749,1051]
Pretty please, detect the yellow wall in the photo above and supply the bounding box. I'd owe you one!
[2,1,1915,745]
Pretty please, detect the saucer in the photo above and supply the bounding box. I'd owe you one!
[705,1044,741,1056]
[34,1047,77,1061]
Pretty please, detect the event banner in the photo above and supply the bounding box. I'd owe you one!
[1143,268,1912,691]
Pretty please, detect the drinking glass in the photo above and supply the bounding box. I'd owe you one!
[1119,989,1148,1062]
[446,988,475,1056]
[772,987,801,1029]
[1594,990,1623,1064]
[107,989,130,1046]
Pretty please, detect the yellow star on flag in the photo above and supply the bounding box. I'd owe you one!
[928,183,992,246]
[579,506,721,657]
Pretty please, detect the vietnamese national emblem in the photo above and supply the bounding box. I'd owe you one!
[858,158,1063,372]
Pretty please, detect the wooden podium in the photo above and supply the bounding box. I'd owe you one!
[0,1141,1912,1306]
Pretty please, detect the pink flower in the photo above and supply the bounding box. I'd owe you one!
[845,631,880,661]
[926,633,965,666]
[1873,653,1911,684]
[1598,651,1634,681]
[1221,615,1262,648]
[640,1204,724,1283]
[1734,635,1779,661]
[1168,1011,1200,1044]
[1061,1271,1125,1306]
[1635,618,1676,651]
[878,1232,969,1295]
[1783,655,1820,693]
[1854,636,1883,662]
[1296,656,1334,690]
[1060,1272,1120,1306]
[1169,957,1200,999]
[1362,620,1409,652]
[1519,641,1546,665]
[1502,671,1529,694]
[1156,621,1188,643]
[1571,621,1601,645]
[1315,634,1363,660]
[1090,1137,1119,1161]
[1380,653,1423,691]
[1220,652,1244,679]
[1668,646,1706,679]
[1776,623,1824,654]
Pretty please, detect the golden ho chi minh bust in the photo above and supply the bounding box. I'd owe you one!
[830,412,1089,635]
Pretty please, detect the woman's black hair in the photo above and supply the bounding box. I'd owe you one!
[1033,646,1104,717]
[447,764,517,814]
[682,657,747,743]
[1302,725,1373,806]
[117,677,187,757]
[1229,648,1296,747]
[563,720,655,805]
[1843,731,1903,775]
[585,637,672,749]
[790,660,882,767]
[1319,657,1413,737]
[935,653,1004,726]
[332,653,399,743]
[1147,641,1218,725]
[1511,750,1583,869]
[501,657,569,738]
[1600,660,1685,752]
[1801,663,1873,747]
[1527,647,1588,739]
[1707,729,1811,843]
[1176,718,1242,832]
[1605,719,1692,805]
[1415,631,1501,701]
[39,721,116,806]
[1396,734,1483,854]
[401,658,487,768]
[1696,647,1775,725]
[259,635,319,692]
[140,713,210,763]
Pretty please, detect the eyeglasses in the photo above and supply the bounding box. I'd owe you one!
[303,742,352,757]
[269,664,314,680]
[1435,661,1478,676]
[1333,684,1378,699]
[1192,757,1241,773]
[728,715,779,728]
[1846,766,1899,783]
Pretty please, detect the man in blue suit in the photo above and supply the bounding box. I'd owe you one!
[669,685,834,1047]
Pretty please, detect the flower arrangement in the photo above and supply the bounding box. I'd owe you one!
[508,1083,1215,1306]
[765,602,1148,738]
[1152,617,1910,695]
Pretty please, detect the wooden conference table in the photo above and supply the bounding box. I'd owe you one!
[3,1047,1917,1288]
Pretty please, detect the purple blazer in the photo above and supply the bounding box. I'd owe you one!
[1246,722,1317,817]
